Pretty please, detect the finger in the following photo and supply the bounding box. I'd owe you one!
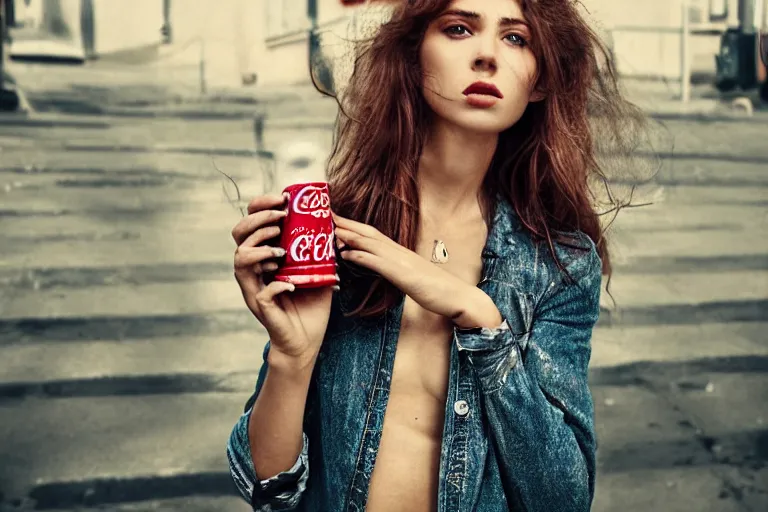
[339,249,386,274]
[234,261,264,303]
[261,261,280,273]
[246,194,288,215]
[333,213,403,251]
[235,244,285,268]
[331,213,381,238]
[232,209,287,245]
[255,280,296,310]
[241,224,284,248]
[334,226,373,251]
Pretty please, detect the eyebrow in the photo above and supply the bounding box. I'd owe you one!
[440,9,530,28]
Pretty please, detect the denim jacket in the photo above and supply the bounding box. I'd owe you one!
[227,198,602,511]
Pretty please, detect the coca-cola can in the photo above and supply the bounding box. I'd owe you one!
[274,182,338,288]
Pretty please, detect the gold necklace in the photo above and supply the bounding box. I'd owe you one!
[431,239,449,264]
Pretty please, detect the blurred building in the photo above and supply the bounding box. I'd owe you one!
[5,0,767,89]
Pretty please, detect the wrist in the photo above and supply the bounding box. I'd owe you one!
[453,288,503,329]
[267,346,319,378]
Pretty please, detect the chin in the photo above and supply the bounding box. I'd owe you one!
[446,110,519,135]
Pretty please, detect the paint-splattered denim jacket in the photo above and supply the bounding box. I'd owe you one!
[227,198,602,511]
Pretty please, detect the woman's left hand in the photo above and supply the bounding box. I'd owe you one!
[333,213,503,329]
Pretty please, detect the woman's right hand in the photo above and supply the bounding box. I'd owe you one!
[232,194,334,368]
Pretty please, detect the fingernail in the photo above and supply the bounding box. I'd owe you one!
[273,247,286,257]
[264,262,279,272]
[288,283,296,292]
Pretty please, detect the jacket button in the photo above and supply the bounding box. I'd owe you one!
[453,400,470,417]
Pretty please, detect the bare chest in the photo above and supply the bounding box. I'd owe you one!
[392,222,487,399]
[367,217,486,512]
[364,221,487,511]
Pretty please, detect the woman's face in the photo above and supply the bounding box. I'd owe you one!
[419,0,542,134]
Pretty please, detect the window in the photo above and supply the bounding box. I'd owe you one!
[266,0,310,39]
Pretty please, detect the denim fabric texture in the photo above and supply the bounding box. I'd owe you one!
[227,197,602,511]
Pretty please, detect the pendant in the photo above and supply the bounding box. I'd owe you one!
[431,239,449,264]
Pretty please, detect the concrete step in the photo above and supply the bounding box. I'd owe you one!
[648,160,768,187]
[661,184,768,206]
[0,365,763,510]
[0,231,234,269]
[261,97,340,122]
[593,371,768,512]
[0,117,258,153]
[0,279,244,320]
[0,179,258,216]
[610,202,767,232]
[609,228,768,261]
[0,332,265,386]
[0,182,240,212]
[0,147,269,178]
[0,207,243,238]
[591,322,768,368]
[594,466,758,512]
[601,270,768,309]
[6,496,253,512]
[0,393,254,505]
[261,123,335,162]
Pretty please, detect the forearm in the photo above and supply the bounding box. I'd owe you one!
[456,322,595,511]
[482,356,594,511]
[248,351,316,480]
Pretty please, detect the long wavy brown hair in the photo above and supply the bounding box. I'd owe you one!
[315,0,656,317]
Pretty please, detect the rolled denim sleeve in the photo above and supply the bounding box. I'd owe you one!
[456,249,601,512]
[226,342,310,511]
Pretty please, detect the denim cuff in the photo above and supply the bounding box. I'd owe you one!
[454,318,517,353]
[251,432,309,510]
[455,319,524,392]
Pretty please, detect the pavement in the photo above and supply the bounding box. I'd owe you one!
[0,60,767,511]
[4,58,767,119]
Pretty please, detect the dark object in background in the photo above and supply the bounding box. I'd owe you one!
[80,0,95,59]
[161,0,172,44]
[761,33,767,67]
[3,0,16,30]
[760,33,767,102]
[715,28,758,91]
[0,87,20,111]
[0,0,19,112]
[309,30,335,96]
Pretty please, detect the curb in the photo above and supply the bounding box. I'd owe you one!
[0,473,239,512]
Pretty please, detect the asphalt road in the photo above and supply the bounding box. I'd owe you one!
[0,96,766,511]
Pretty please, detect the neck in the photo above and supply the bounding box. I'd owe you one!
[417,119,498,219]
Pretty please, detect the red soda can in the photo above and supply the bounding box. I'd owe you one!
[274,182,338,288]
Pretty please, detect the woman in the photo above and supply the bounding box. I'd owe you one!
[227,0,647,510]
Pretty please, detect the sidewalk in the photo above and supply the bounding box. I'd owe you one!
[3,59,766,121]
[620,78,767,118]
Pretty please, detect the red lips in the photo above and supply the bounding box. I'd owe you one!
[462,81,503,98]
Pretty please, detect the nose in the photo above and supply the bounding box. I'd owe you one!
[472,38,498,73]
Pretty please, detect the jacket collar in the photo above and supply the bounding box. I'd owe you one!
[483,195,520,259]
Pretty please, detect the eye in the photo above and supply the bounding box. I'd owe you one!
[444,24,472,38]
[504,33,528,47]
